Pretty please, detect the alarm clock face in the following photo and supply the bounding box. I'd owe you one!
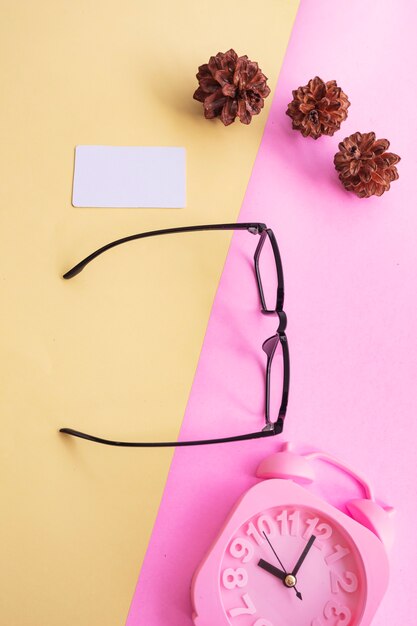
[219,505,366,626]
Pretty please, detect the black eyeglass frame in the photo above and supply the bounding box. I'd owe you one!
[59,222,290,447]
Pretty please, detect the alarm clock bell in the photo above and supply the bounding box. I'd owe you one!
[256,442,394,550]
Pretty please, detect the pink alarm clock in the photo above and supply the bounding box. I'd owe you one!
[191,443,393,626]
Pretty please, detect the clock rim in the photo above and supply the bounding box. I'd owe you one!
[219,502,367,624]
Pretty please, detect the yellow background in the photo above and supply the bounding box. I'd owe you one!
[0,1,299,624]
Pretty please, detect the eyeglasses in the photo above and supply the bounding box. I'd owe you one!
[59,222,289,447]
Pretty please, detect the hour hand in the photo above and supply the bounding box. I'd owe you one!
[257,558,286,581]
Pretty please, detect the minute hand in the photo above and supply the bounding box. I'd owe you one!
[291,535,316,577]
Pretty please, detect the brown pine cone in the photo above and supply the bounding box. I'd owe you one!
[286,76,350,139]
[334,132,400,198]
[193,49,271,126]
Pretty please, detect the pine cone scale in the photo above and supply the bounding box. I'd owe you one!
[310,78,326,100]
[220,98,237,126]
[359,168,372,183]
[299,103,313,115]
[350,160,361,176]
[384,153,400,167]
[202,90,228,118]
[373,140,390,155]
[197,77,219,95]
[372,171,386,185]
[237,98,251,125]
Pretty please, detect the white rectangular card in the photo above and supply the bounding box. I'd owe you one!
[72,145,186,208]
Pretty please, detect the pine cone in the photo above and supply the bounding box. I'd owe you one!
[286,76,350,139]
[193,49,271,126]
[334,132,400,198]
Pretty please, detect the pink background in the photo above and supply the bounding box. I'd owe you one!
[127,1,417,624]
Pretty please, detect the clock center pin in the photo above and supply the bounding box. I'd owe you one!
[284,574,297,588]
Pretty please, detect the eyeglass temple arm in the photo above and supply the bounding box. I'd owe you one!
[63,223,268,279]
[59,420,283,447]
[61,220,282,447]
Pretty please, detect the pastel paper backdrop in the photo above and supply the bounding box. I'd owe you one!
[0,1,299,625]
[128,1,417,624]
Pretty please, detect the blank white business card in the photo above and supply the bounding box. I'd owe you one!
[72,145,186,208]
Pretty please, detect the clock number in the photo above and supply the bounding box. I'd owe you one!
[246,522,263,546]
[325,544,350,565]
[289,510,300,536]
[312,600,352,626]
[222,567,248,590]
[330,571,358,594]
[246,515,276,545]
[230,537,255,563]
[276,509,300,536]
[258,514,276,538]
[254,620,273,626]
[304,517,332,549]
[324,600,352,625]
[229,593,256,617]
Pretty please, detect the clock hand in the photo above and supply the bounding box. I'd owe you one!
[262,532,302,600]
[262,531,287,573]
[291,535,316,577]
[258,558,286,581]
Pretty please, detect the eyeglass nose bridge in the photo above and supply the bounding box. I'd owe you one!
[277,310,287,333]
[261,311,287,358]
